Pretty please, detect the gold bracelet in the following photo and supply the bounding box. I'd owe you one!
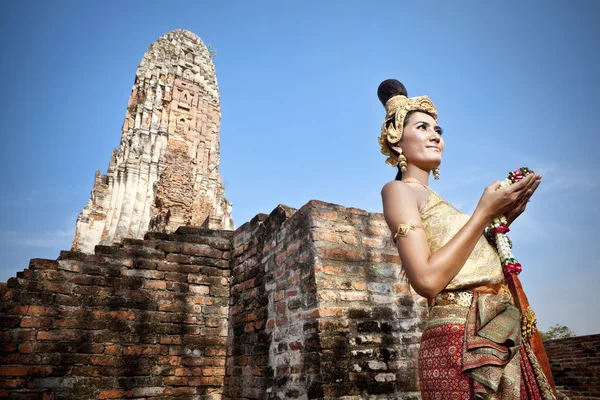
[393,223,422,240]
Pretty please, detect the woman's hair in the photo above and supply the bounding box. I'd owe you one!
[377,79,414,181]
[377,79,407,105]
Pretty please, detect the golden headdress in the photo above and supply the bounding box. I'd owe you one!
[378,94,437,167]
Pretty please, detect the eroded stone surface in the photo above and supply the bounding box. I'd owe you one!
[72,30,233,253]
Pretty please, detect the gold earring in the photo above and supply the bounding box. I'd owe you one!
[433,167,440,180]
[399,154,408,172]
[396,148,408,172]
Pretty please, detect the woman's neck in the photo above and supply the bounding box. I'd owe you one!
[402,166,430,186]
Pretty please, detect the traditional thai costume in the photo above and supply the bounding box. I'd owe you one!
[376,79,559,399]
[413,181,557,399]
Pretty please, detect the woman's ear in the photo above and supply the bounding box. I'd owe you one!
[388,142,402,156]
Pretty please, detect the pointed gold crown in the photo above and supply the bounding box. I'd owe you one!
[378,95,437,167]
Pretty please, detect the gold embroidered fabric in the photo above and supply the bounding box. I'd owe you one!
[418,187,504,290]
[521,306,538,342]
[432,289,474,308]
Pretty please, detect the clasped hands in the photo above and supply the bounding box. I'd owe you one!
[476,173,543,227]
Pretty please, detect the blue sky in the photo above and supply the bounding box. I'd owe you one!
[0,1,598,335]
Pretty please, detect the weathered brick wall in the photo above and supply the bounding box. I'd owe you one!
[223,200,427,399]
[0,228,231,399]
[0,201,431,399]
[545,334,600,399]
[307,201,427,398]
[224,204,321,399]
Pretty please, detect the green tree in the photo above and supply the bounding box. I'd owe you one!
[539,324,577,341]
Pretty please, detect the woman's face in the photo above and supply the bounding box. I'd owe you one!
[390,111,444,171]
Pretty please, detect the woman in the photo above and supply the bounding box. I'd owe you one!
[378,79,559,399]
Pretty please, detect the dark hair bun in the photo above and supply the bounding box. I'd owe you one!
[377,79,407,107]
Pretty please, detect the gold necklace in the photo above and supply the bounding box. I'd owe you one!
[402,178,428,187]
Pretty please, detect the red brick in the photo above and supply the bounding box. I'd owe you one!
[143,280,167,290]
[316,264,343,275]
[37,331,83,341]
[188,376,224,386]
[20,317,52,328]
[164,386,196,396]
[44,282,73,295]
[90,356,119,366]
[159,242,182,253]
[9,305,56,316]
[276,302,286,314]
[319,307,343,317]
[90,310,135,321]
[18,343,33,354]
[0,366,52,376]
[158,356,181,366]
[201,367,225,376]
[174,368,192,377]
[188,284,209,294]
[158,303,187,313]
[313,230,340,243]
[289,341,303,350]
[205,347,226,357]
[181,244,223,259]
[320,248,366,262]
[353,281,367,290]
[98,389,125,399]
[104,345,120,355]
[0,378,26,389]
[189,295,213,305]
[274,290,285,302]
[164,376,188,386]
[122,345,160,355]
[160,336,182,345]
[126,387,164,397]
[303,309,320,319]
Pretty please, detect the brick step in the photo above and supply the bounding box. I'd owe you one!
[94,244,165,260]
[28,259,59,270]
[119,237,232,262]
[143,232,232,250]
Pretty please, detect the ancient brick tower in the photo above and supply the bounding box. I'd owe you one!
[72,30,234,253]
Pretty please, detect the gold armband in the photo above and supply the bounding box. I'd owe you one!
[393,223,422,240]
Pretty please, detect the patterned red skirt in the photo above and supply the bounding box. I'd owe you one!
[418,288,557,399]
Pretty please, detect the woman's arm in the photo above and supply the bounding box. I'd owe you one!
[381,175,537,299]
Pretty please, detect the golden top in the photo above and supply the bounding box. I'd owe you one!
[417,186,504,290]
[379,95,437,167]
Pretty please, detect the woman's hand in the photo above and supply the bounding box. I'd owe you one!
[473,174,541,224]
[504,174,542,226]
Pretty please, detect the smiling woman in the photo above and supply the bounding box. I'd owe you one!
[378,79,558,399]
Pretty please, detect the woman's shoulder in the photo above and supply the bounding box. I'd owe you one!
[380,180,420,207]
[381,180,412,197]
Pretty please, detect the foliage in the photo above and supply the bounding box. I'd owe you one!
[539,324,577,341]
[207,44,217,59]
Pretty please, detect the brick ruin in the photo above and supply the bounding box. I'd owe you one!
[72,30,233,254]
[1,29,598,399]
[544,334,600,399]
[1,201,428,399]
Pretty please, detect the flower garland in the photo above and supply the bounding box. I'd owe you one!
[487,167,534,276]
